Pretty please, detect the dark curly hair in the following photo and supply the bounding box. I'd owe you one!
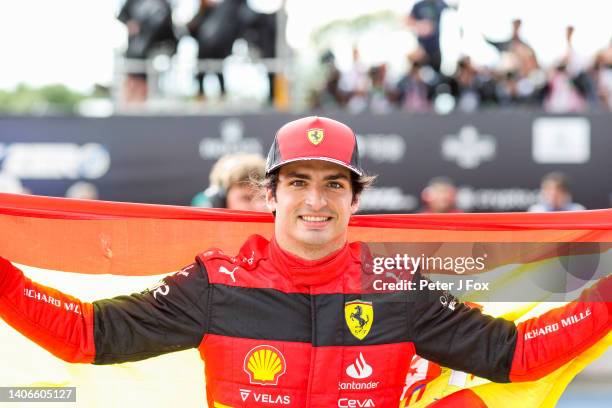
[257,169,376,205]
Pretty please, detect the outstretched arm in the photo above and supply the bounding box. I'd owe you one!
[508,276,611,381]
[0,256,209,365]
[408,275,611,382]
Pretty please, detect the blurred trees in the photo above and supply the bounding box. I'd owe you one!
[0,84,90,114]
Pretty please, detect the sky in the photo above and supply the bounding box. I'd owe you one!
[0,0,611,93]
[0,1,124,91]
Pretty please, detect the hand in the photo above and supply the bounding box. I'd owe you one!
[416,20,435,37]
[127,20,140,36]
[0,256,13,294]
[594,274,612,318]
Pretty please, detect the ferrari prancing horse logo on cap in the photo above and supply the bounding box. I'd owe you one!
[307,128,324,145]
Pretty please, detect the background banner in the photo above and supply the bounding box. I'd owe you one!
[1,113,610,212]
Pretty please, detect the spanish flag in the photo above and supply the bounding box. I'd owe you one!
[0,193,610,407]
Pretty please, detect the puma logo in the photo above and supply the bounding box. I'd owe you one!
[218,266,238,282]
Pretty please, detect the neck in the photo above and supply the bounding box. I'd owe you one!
[268,236,351,287]
[274,234,347,261]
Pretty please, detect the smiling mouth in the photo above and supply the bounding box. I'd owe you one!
[299,215,332,222]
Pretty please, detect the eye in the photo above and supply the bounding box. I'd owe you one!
[290,179,306,187]
[328,181,344,189]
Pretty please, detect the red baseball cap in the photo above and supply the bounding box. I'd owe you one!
[265,116,363,176]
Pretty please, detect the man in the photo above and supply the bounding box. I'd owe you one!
[486,19,539,78]
[594,37,612,110]
[419,176,461,213]
[117,0,177,104]
[528,172,585,212]
[191,152,267,211]
[0,117,610,407]
[405,0,450,72]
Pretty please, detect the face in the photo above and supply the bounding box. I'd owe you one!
[266,160,359,260]
[226,184,267,212]
[541,180,569,209]
[427,183,456,213]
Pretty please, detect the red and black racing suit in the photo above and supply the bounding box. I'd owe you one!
[0,235,610,407]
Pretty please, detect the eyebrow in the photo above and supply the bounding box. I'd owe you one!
[285,172,350,181]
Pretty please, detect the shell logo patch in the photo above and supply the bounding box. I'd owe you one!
[243,345,287,385]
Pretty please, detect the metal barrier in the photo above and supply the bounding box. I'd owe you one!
[112,51,291,113]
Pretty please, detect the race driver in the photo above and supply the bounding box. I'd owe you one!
[0,116,610,407]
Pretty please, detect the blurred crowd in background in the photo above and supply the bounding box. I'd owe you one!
[311,15,612,114]
[116,0,280,106]
[184,152,586,215]
[0,147,586,216]
[3,0,612,115]
[112,0,612,113]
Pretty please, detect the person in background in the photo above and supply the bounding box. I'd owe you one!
[367,63,394,113]
[560,26,600,107]
[405,0,450,73]
[393,56,432,112]
[449,56,497,112]
[593,37,612,110]
[488,19,544,108]
[419,176,462,213]
[528,172,585,212]
[310,50,345,110]
[65,182,99,200]
[339,47,370,113]
[542,26,590,113]
[543,64,587,113]
[187,0,230,100]
[117,0,177,104]
[191,152,267,211]
[487,19,539,78]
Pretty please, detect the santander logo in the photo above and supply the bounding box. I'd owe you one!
[346,353,373,379]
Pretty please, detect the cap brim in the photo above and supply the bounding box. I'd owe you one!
[266,156,363,176]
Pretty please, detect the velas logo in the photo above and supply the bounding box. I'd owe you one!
[243,345,287,385]
[240,389,251,401]
[239,388,291,405]
[345,300,374,340]
[307,128,324,145]
[346,353,372,379]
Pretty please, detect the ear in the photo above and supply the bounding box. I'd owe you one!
[265,188,277,213]
[421,186,431,204]
[351,195,360,215]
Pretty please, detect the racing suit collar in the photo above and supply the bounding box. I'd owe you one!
[269,237,349,287]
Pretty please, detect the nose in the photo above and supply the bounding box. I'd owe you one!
[304,185,327,211]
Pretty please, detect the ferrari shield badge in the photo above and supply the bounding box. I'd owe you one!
[307,128,324,145]
[345,300,374,340]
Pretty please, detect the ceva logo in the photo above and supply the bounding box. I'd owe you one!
[337,398,375,407]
